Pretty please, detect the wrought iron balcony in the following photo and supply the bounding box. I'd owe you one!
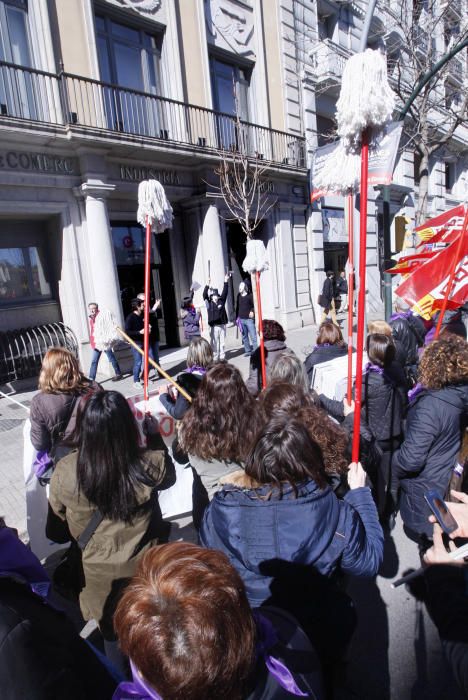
[0,61,305,169]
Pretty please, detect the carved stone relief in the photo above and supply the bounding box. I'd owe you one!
[205,0,255,57]
[105,0,162,16]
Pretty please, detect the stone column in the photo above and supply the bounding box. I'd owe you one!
[80,181,123,326]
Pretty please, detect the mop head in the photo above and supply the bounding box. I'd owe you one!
[137,180,173,232]
[315,49,395,196]
[94,309,120,351]
[242,239,269,273]
[337,49,395,148]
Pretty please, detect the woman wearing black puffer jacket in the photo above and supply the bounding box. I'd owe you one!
[392,335,468,543]
[319,333,407,519]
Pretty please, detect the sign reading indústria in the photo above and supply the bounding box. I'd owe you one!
[0,151,77,174]
[119,164,181,185]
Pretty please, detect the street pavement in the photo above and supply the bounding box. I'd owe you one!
[0,312,464,699]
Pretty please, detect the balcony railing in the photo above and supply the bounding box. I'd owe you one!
[0,61,305,169]
[312,40,351,86]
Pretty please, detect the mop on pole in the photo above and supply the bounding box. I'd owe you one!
[314,48,395,461]
[346,193,354,404]
[434,205,468,340]
[137,180,173,403]
[243,239,269,390]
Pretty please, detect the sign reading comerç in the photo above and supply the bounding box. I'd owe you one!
[0,151,78,174]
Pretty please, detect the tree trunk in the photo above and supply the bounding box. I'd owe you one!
[416,149,430,226]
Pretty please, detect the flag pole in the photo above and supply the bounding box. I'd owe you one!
[255,270,267,390]
[434,206,468,339]
[351,130,369,463]
[143,217,151,402]
[346,193,355,403]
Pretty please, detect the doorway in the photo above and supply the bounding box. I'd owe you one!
[111,222,178,347]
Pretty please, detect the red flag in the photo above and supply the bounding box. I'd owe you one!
[415,204,465,242]
[396,237,468,319]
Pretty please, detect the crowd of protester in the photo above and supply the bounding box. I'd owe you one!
[3,300,468,700]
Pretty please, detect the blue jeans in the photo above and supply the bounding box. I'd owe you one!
[240,318,258,354]
[131,346,155,383]
[89,348,121,380]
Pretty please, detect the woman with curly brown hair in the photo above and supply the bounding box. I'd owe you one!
[178,362,262,501]
[393,335,468,542]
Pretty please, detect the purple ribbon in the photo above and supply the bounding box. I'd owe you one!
[236,317,243,332]
[113,661,162,700]
[113,614,308,699]
[186,366,206,375]
[32,450,54,478]
[254,611,308,696]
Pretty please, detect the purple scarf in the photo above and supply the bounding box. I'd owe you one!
[112,613,308,699]
[365,362,385,377]
[390,310,412,321]
[408,382,425,402]
[186,366,206,375]
[314,343,331,350]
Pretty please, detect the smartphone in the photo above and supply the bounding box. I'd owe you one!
[424,490,459,535]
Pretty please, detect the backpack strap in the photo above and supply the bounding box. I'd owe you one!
[77,509,104,551]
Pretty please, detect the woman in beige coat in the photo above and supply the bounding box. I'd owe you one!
[49,390,175,666]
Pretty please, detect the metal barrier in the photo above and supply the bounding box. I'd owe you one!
[0,323,79,384]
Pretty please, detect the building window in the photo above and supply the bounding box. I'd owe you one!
[95,14,161,94]
[0,0,33,66]
[210,57,250,120]
[0,246,51,302]
[414,151,422,185]
[94,13,165,136]
[445,162,456,193]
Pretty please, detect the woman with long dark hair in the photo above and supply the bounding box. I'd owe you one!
[178,362,262,500]
[49,390,175,663]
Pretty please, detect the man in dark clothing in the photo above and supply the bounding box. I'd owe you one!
[320,271,337,325]
[125,298,159,388]
[236,280,257,356]
[336,271,348,312]
[203,274,229,360]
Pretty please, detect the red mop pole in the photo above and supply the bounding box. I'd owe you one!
[256,270,267,390]
[351,131,369,463]
[143,217,151,401]
[346,193,355,403]
[434,207,468,340]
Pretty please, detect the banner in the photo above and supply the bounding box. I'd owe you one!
[310,122,403,201]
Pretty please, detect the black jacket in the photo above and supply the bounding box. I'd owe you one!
[393,384,468,537]
[159,372,203,420]
[305,344,348,382]
[336,277,348,294]
[203,283,228,326]
[360,369,406,443]
[390,314,426,367]
[0,578,116,699]
[322,277,334,306]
